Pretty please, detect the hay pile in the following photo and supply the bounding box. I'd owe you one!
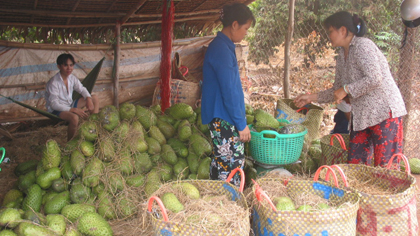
[149,180,249,234]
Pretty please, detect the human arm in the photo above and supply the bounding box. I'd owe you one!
[294,93,318,108]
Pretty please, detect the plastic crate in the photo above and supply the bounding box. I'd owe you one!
[249,121,307,165]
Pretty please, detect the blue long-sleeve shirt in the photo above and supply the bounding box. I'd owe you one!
[201,32,246,131]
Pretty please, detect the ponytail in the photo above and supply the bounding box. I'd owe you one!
[324,11,367,37]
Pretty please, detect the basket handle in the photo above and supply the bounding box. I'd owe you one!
[330,134,347,151]
[258,130,281,139]
[226,168,245,193]
[313,165,340,187]
[252,179,277,212]
[324,165,349,187]
[296,107,309,113]
[147,196,169,222]
[386,153,410,174]
[0,147,5,172]
[179,65,189,76]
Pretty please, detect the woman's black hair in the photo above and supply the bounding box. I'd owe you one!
[56,53,75,65]
[220,3,255,28]
[324,11,367,37]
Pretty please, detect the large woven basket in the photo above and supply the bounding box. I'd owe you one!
[251,166,360,236]
[322,154,418,236]
[320,133,350,165]
[147,168,250,236]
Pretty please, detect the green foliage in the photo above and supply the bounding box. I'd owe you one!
[247,0,403,65]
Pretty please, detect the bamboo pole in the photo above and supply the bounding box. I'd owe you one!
[113,23,121,108]
[0,35,214,50]
[397,27,417,149]
[283,0,295,99]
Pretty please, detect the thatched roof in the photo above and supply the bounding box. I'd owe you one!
[0,0,254,43]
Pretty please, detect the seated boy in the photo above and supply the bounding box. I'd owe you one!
[45,53,99,141]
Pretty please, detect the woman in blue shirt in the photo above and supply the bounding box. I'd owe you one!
[201,3,255,187]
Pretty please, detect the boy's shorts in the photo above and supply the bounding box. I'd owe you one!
[51,98,80,116]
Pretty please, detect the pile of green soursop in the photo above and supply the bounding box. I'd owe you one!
[0,102,217,236]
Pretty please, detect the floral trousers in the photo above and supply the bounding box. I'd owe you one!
[348,115,403,167]
[208,118,245,187]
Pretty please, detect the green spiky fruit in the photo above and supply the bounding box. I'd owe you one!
[99,105,120,131]
[133,152,153,174]
[161,144,178,165]
[161,193,184,213]
[70,150,86,175]
[61,204,96,223]
[44,191,70,214]
[97,135,115,162]
[82,157,104,187]
[190,134,212,157]
[135,105,157,130]
[42,139,61,170]
[173,183,200,199]
[274,196,295,211]
[77,212,113,236]
[46,214,66,235]
[0,208,21,228]
[119,102,136,120]
[79,121,98,142]
[168,103,194,120]
[22,184,42,212]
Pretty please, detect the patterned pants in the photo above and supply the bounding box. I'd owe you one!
[348,115,403,167]
[208,118,245,188]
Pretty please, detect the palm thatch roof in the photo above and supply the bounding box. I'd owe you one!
[0,0,254,43]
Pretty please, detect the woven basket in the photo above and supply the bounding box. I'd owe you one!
[322,154,418,236]
[251,165,360,236]
[320,133,350,165]
[275,98,324,144]
[152,79,201,108]
[147,168,250,236]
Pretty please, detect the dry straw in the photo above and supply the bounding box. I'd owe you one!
[149,180,249,233]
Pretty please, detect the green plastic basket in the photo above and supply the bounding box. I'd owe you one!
[249,121,307,165]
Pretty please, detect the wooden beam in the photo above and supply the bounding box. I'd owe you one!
[283,0,295,99]
[3,7,220,20]
[0,9,125,18]
[66,0,82,25]
[113,23,121,108]
[0,15,217,28]
[132,9,220,18]
[120,0,148,24]
[0,35,214,50]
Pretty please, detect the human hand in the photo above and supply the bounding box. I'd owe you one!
[70,107,89,119]
[294,94,316,108]
[85,97,94,113]
[334,87,347,104]
[238,125,251,143]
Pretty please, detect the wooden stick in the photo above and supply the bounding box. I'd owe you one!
[283,0,295,99]
[113,23,121,108]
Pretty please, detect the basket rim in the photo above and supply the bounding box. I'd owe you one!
[249,125,308,138]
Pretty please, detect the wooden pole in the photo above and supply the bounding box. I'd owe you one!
[397,27,417,149]
[113,22,121,108]
[283,0,295,99]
